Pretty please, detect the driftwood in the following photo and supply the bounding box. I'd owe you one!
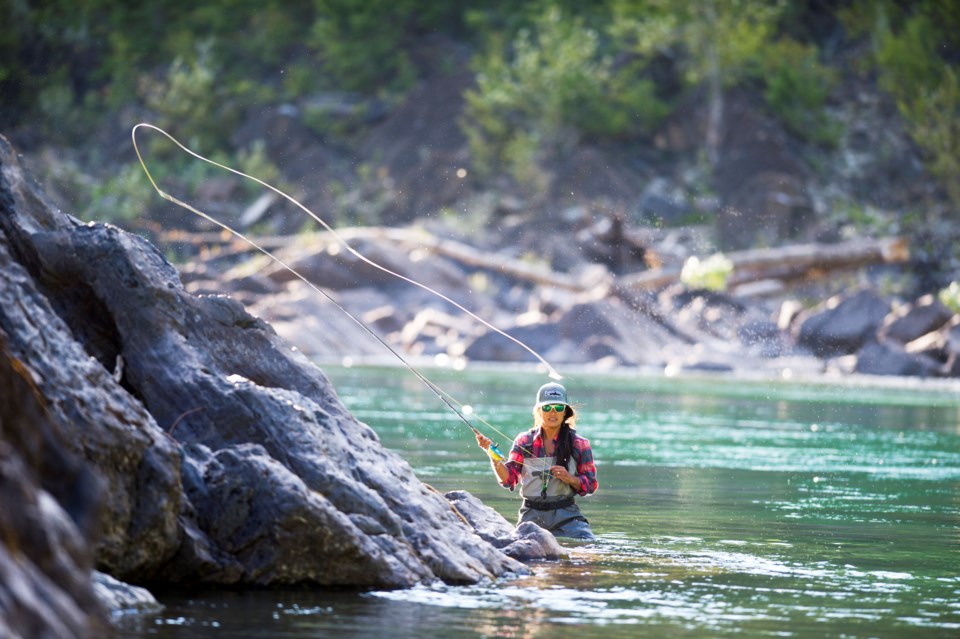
[160,228,908,297]
[160,227,594,291]
[616,236,909,295]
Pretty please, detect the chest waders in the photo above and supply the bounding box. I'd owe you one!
[518,455,594,540]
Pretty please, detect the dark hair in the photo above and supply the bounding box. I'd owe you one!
[553,407,575,469]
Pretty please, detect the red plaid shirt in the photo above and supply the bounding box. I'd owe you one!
[501,427,598,496]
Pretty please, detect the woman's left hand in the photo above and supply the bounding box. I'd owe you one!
[550,465,577,487]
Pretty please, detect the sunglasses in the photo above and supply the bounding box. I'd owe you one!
[541,404,566,413]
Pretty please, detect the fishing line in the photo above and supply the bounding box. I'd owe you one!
[131,123,559,452]
[132,123,561,381]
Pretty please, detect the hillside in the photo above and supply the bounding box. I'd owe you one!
[4,1,960,378]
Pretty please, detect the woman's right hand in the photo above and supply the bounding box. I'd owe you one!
[475,431,491,450]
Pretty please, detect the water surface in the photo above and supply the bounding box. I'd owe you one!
[119,366,960,638]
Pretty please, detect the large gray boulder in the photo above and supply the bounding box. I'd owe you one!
[0,333,112,638]
[1,131,526,608]
[879,295,954,344]
[795,289,892,357]
[853,341,941,377]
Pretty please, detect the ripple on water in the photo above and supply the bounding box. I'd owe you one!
[365,534,956,637]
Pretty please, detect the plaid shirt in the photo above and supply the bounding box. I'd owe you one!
[501,427,598,496]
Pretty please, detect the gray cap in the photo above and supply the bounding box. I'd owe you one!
[535,382,568,408]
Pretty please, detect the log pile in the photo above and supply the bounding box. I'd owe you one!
[160,228,910,299]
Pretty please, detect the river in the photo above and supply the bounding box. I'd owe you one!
[118,365,960,638]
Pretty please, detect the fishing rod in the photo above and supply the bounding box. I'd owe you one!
[131,123,554,456]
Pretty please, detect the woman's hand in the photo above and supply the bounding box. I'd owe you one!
[475,431,492,450]
[550,465,579,488]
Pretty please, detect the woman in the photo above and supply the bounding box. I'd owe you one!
[475,382,598,540]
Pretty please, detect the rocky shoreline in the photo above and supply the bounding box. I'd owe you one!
[1,135,560,637]
[179,224,960,384]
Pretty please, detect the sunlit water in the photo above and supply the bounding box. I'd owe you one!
[119,366,960,638]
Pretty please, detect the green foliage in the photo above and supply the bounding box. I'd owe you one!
[309,2,413,94]
[140,45,233,150]
[75,138,283,228]
[463,6,668,187]
[2,0,956,224]
[845,0,960,207]
[36,77,88,140]
[900,66,960,205]
[755,39,841,146]
[327,163,399,227]
[680,253,733,292]
[1,1,317,138]
[611,0,785,87]
[235,142,281,190]
[938,282,960,314]
[612,1,839,145]
[84,162,157,224]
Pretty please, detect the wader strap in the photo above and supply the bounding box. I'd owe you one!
[522,497,575,511]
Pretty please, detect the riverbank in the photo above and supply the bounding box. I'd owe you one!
[174,222,959,385]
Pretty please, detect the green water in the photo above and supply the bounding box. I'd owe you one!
[120,366,960,638]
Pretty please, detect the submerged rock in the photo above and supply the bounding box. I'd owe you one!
[92,572,162,616]
[445,490,563,561]
[0,130,528,626]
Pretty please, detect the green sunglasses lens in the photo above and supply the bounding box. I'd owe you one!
[542,404,565,412]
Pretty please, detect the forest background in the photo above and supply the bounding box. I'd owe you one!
[2,0,959,312]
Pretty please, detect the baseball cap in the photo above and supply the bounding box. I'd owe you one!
[535,382,568,409]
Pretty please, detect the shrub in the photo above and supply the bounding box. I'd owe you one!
[681,253,734,292]
[938,282,960,314]
[844,0,960,207]
[140,44,240,151]
[755,38,841,146]
[309,0,419,94]
[898,65,960,206]
[463,7,667,188]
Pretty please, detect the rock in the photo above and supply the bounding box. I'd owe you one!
[796,289,892,357]
[854,341,941,377]
[904,316,960,376]
[666,288,748,341]
[1,133,527,594]
[444,491,563,562]
[0,152,183,580]
[558,302,621,342]
[879,295,954,344]
[0,343,111,638]
[464,323,561,363]
[682,360,735,373]
[92,572,162,616]
[557,299,675,367]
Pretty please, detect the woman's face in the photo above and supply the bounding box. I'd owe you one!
[539,404,567,429]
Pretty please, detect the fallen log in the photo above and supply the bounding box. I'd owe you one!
[165,226,596,292]
[162,228,908,299]
[616,236,909,294]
